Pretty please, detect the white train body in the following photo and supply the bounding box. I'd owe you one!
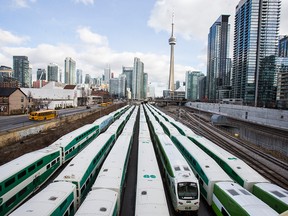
[135,106,169,216]
[10,182,76,216]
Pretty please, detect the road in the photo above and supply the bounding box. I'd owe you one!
[0,105,100,133]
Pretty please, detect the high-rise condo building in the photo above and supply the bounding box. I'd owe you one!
[132,57,144,100]
[232,0,280,106]
[185,71,204,101]
[207,15,231,101]
[122,66,133,93]
[47,63,59,82]
[13,56,30,88]
[76,69,83,84]
[279,35,288,57]
[37,68,46,80]
[104,66,111,85]
[64,57,76,85]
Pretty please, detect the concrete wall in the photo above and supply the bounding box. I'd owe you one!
[186,102,288,129]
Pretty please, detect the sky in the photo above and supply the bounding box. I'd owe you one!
[0,0,287,96]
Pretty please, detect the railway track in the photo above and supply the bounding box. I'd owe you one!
[161,106,288,190]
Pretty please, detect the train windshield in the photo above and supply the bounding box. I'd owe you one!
[177,182,198,200]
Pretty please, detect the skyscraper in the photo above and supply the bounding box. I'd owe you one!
[122,66,133,93]
[143,72,148,99]
[185,71,204,101]
[279,35,288,57]
[64,57,76,85]
[104,66,111,85]
[207,15,231,102]
[76,69,83,84]
[13,56,30,87]
[168,15,176,94]
[47,63,59,82]
[37,68,46,80]
[132,57,144,100]
[232,0,281,106]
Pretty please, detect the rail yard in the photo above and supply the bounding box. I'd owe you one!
[0,103,287,216]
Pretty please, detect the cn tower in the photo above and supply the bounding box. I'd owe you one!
[168,15,176,93]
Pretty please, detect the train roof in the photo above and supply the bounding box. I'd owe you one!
[49,124,97,148]
[54,133,113,183]
[192,136,269,183]
[157,134,197,182]
[136,137,169,215]
[93,115,113,125]
[215,182,278,216]
[173,135,232,182]
[10,182,76,216]
[0,146,60,181]
[75,189,117,216]
[254,183,288,203]
[92,135,132,192]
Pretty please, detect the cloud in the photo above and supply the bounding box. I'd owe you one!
[0,29,29,45]
[77,27,109,46]
[148,0,239,41]
[74,0,95,5]
[12,0,36,8]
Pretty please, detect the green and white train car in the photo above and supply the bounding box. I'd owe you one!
[0,146,61,216]
[147,105,233,206]
[213,182,278,216]
[10,182,76,216]
[146,109,200,213]
[135,106,169,216]
[252,182,288,214]
[76,106,137,215]
[75,189,118,216]
[49,124,99,163]
[171,134,233,206]
[187,135,269,192]
[53,132,116,207]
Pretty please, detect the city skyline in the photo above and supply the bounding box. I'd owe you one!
[0,0,287,96]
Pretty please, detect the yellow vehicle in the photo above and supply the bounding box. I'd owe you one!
[29,110,58,120]
[100,102,108,107]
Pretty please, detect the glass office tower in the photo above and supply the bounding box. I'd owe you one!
[232,0,281,107]
[207,15,231,102]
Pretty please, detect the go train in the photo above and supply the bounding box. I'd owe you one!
[144,105,200,213]
[135,105,169,215]
[76,106,138,215]
[9,105,135,216]
[0,105,130,216]
[146,104,286,215]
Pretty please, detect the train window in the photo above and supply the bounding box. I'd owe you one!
[47,164,51,169]
[60,199,67,210]
[81,185,85,194]
[6,195,16,207]
[18,170,26,179]
[5,178,15,188]
[221,207,229,216]
[37,160,43,167]
[199,179,204,186]
[0,185,2,192]
[57,158,60,162]
[28,165,35,172]
[69,202,74,212]
[52,160,56,166]
[19,187,27,197]
[64,211,69,216]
